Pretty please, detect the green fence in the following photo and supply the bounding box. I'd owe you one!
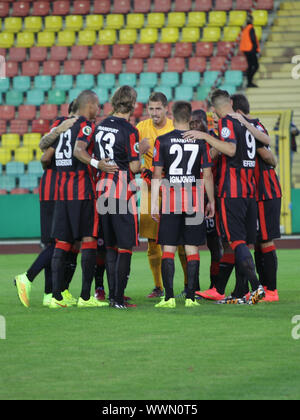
[292,189,300,234]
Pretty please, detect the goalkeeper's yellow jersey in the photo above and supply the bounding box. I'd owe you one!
[136,118,174,170]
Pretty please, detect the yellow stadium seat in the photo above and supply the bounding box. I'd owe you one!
[23,133,41,149]
[126,14,145,29]
[181,27,200,43]
[147,13,165,29]
[14,147,34,164]
[106,14,124,30]
[98,29,117,45]
[253,10,269,26]
[16,32,35,48]
[1,134,20,151]
[57,31,76,47]
[45,16,63,32]
[35,149,43,161]
[167,13,186,28]
[208,11,227,27]
[187,12,206,27]
[0,32,14,49]
[160,27,179,43]
[223,26,241,42]
[65,15,83,32]
[139,28,158,44]
[228,11,247,27]
[4,17,22,33]
[202,27,221,42]
[0,148,11,165]
[119,29,137,45]
[78,30,96,46]
[24,16,43,33]
[37,32,56,47]
[86,15,104,31]
[254,25,263,41]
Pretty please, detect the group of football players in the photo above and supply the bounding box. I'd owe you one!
[14,85,281,310]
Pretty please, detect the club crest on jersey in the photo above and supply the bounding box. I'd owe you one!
[134,143,139,154]
[221,127,231,139]
[256,125,264,132]
[83,125,92,136]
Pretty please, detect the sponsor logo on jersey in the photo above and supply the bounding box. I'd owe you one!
[221,127,231,139]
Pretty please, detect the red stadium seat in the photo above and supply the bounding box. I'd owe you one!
[133,0,151,13]
[73,0,90,14]
[5,62,19,78]
[153,0,171,13]
[0,120,7,135]
[231,55,248,71]
[174,43,193,58]
[42,60,60,76]
[11,188,30,195]
[32,119,50,134]
[0,48,5,58]
[32,1,50,16]
[21,61,40,77]
[60,103,69,117]
[167,57,185,73]
[153,43,172,58]
[194,0,212,12]
[105,59,123,75]
[217,42,235,57]
[63,60,81,75]
[0,105,15,120]
[113,44,130,60]
[133,102,144,118]
[29,47,47,62]
[50,46,68,62]
[215,0,233,11]
[191,100,207,111]
[12,1,30,16]
[0,2,10,18]
[210,56,227,71]
[93,0,111,14]
[8,48,26,62]
[83,59,101,75]
[91,45,109,60]
[174,0,192,12]
[0,189,8,195]
[18,105,37,120]
[52,1,70,15]
[132,44,151,59]
[39,104,58,120]
[113,0,130,14]
[188,57,207,72]
[235,0,252,10]
[71,45,89,61]
[255,0,274,10]
[196,42,214,57]
[147,58,165,73]
[126,58,144,74]
[10,120,29,135]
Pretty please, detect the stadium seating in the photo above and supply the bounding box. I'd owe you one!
[0,175,16,192]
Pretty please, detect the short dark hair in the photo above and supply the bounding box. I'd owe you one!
[68,99,78,115]
[76,90,98,109]
[111,85,137,114]
[148,92,168,107]
[172,101,192,123]
[191,109,208,125]
[231,94,250,114]
[210,89,231,107]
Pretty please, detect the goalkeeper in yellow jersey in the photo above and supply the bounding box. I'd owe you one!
[137,92,188,298]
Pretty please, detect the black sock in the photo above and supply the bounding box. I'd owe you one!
[262,246,278,291]
[186,255,200,301]
[27,243,55,282]
[254,245,265,285]
[214,253,235,295]
[44,266,52,294]
[63,248,79,291]
[235,244,260,291]
[95,256,105,290]
[161,252,175,300]
[115,250,132,305]
[51,245,70,301]
[105,247,118,301]
[80,246,97,301]
[232,266,249,298]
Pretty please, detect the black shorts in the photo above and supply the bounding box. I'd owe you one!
[257,198,281,242]
[219,197,257,248]
[157,213,206,246]
[40,200,55,245]
[99,200,139,250]
[205,216,218,238]
[52,200,98,243]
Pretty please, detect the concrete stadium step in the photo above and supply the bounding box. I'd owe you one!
[264,41,300,48]
[277,10,300,17]
[260,57,293,64]
[257,71,294,79]
[259,63,294,72]
[271,25,300,32]
[270,33,300,41]
[247,86,300,95]
[247,94,299,104]
[248,102,300,110]
[274,17,300,25]
[262,47,300,57]
[280,1,300,10]
[255,79,300,88]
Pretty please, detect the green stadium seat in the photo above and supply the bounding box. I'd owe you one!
[27,160,44,176]
[0,175,16,192]
[97,74,116,90]
[68,88,82,102]
[218,84,237,95]
[6,91,23,107]
[76,74,95,90]
[175,86,194,101]
[0,163,2,175]
[19,174,39,191]
[26,89,45,106]
[13,76,31,93]
[0,78,10,93]
[118,73,137,87]
[161,72,179,88]
[5,161,25,176]
[136,87,151,104]
[48,89,67,105]
[34,75,52,91]
[224,70,243,86]
[196,86,211,100]
[55,75,74,91]
[156,86,172,101]
[182,71,201,87]
[139,72,158,88]
[93,87,109,105]
[203,71,220,86]
[0,93,2,105]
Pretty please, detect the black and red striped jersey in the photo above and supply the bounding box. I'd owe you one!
[153,129,214,213]
[53,116,96,201]
[217,115,257,199]
[252,119,282,201]
[39,117,66,201]
[94,116,140,200]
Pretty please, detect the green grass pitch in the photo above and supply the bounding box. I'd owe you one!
[0,250,300,400]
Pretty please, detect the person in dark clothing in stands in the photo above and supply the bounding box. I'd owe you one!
[240,14,260,88]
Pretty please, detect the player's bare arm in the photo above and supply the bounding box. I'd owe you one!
[151,166,163,223]
[129,160,142,174]
[139,138,151,156]
[41,147,55,169]
[183,130,236,157]
[74,140,119,173]
[209,147,219,160]
[203,167,215,219]
[229,113,271,146]
[257,146,277,167]
[39,117,78,151]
